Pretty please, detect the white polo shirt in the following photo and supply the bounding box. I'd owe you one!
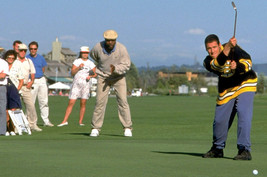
[0,59,9,85]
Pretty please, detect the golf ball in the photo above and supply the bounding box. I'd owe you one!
[253,170,258,175]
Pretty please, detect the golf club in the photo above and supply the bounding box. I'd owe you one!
[232,1,237,37]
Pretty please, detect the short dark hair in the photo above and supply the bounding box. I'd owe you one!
[13,40,22,46]
[78,52,89,59]
[204,34,220,45]
[3,50,17,60]
[28,41,39,48]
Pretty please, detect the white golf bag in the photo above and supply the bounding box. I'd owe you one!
[8,109,32,135]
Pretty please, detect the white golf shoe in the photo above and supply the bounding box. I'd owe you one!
[90,129,99,137]
[10,131,16,136]
[124,128,132,137]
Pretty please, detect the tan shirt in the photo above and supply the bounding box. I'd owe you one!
[90,41,131,79]
[17,57,36,84]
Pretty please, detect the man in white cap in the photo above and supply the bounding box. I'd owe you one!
[89,29,133,137]
[16,43,42,131]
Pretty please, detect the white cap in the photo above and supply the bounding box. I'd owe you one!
[18,43,28,50]
[80,46,90,53]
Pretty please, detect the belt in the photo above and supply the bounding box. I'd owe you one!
[0,84,6,86]
[35,76,44,79]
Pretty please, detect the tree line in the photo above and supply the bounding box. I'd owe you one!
[126,63,266,95]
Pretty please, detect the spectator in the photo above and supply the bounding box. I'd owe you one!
[3,50,24,136]
[27,41,54,127]
[0,57,9,135]
[57,46,96,127]
[16,44,42,132]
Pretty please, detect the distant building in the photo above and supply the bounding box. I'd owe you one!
[44,38,77,84]
[45,61,73,84]
[157,71,218,86]
[45,37,77,63]
[158,71,198,81]
[203,72,218,86]
[0,47,5,58]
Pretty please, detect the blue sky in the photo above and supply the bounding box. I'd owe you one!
[1,0,267,67]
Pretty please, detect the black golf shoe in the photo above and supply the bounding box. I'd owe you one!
[202,147,224,158]
[233,149,252,160]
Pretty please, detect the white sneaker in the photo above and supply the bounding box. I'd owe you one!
[57,122,68,127]
[44,122,54,127]
[31,126,43,132]
[5,132,10,136]
[124,128,132,137]
[90,129,99,137]
[10,131,16,136]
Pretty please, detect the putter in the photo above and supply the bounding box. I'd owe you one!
[232,1,237,37]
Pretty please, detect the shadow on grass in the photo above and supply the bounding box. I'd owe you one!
[66,133,124,137]
[151,151,233,159]
[101,134,125,137]
[67,132,90,136]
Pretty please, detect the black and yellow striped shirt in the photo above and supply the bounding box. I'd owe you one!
[204,45,257,105]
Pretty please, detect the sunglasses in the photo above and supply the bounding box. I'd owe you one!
[7,56,15,59]
[19,50,27,52]
[30,48,37,50]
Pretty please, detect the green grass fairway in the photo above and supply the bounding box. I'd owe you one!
[1,95,266,177]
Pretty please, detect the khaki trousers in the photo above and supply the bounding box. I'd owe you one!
[91,76,132,130]
[21,86,38,128]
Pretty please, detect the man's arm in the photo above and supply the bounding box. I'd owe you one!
[230,45,253,74]
[111,45,131,75]
[0,71,7,81]
[27,73,35,89]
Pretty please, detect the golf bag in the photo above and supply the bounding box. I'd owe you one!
[8,109,31,135]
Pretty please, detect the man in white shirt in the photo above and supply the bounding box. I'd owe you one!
[17,44,42,132]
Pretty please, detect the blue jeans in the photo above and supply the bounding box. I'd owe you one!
[213,92,255,151]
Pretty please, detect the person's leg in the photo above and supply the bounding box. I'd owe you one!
[36,78,50,124]
[113,77,132,129]
[79,99,87,125]
[213,99,236,149]
[203,98,236,158]
[6,110,13,131]
[0,86,7,135]
[60,99,76,124]
[21,87,39,129]
[236,92,255,151]
[91,77,110,130]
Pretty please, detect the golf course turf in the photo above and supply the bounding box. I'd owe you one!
[1,95,266,177]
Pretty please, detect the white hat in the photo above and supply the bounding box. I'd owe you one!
[103,30,118,40]
[80,46,90,53]
[18,43,28,50]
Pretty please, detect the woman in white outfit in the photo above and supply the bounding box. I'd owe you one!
[57,46,97,127]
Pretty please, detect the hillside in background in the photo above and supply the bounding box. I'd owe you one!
[138,63,267,75]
